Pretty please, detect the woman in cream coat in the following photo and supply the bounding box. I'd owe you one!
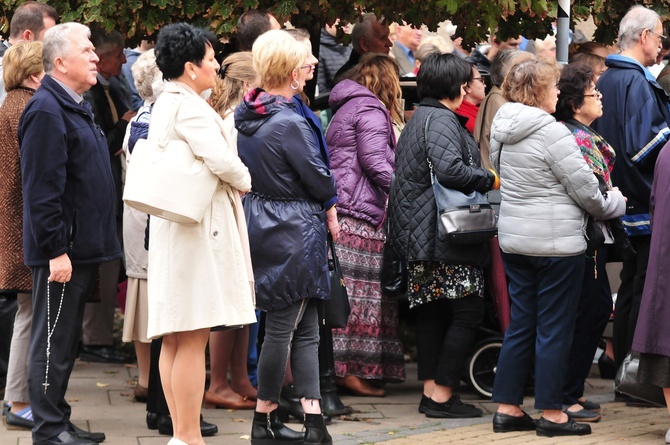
[147,23,256,445]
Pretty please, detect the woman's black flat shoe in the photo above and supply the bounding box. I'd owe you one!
[492,411,536,432]
[536,417,591,437]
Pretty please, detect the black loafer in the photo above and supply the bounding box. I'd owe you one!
[34,430,97,445]
[146,412,158,430]
[6,411,35,430]
[157,414,218,437]
[578,399,601,412]
[564,407,601,422]
[423,395,483,418]
[69,422,106,443]
[492,411,536,433]
[536,416,592,437]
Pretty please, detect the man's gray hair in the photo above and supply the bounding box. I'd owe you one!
[42,22,90,74]
[351,13,384,53]
[618,5,661,51]
[90,29,125,58]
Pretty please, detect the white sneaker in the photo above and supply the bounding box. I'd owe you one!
[167,438,188,445]
[665,427,670,444]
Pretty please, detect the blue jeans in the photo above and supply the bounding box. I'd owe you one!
[257,299,320,403]
[492,254,583,410]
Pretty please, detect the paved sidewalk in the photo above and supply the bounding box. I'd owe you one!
[3,360,669,444]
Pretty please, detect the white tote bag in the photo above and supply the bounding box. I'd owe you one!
[123,99,218,225]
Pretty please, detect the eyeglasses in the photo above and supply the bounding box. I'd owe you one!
[299,64,314,71]
[647,29,668,40]
[471,77,484,83]
[584,89,603,100]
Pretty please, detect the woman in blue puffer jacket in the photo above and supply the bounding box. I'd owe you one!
[325,53,406,396]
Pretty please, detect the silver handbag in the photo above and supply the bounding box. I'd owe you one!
[424,110,497,245]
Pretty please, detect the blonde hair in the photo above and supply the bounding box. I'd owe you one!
[2,41,43,91]
[350,53,404,124]
[252,29,309,90]
[501,59,560,108]
[131,49,163,103]
[210,52,257,119]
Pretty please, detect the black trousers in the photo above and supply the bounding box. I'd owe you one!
[563,248,612,405]
[146,338,169,416]
[613,235,651,369]
[28,264,98,442]
[0,294,18,391]
[415,295,485,388]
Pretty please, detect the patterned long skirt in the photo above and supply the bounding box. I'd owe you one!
[332,215,406,382]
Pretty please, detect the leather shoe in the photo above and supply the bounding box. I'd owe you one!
[564,407,601,422]
[5,409,35,430]
[146,412,158,430]
[492,411,536,433]
[133,384,148,403]
[536,416,591,437]
[34,430,96,445]
[69,422,106,443]
[79,345,132,364]
[203,390,255,410]
[157,414,218,437]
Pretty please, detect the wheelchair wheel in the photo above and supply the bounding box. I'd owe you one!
[465,338,502,399]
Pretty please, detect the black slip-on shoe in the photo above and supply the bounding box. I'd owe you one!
[492,411,536,433]
[536,416,592,437]
[69,423,106,443]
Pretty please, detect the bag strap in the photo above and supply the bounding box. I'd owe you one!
[423,108,472,181]
[152,95,186,149]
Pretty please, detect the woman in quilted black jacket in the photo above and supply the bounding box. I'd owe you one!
[385,53,498,419]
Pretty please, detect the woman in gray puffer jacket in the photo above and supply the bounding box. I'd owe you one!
[489,59,626,438]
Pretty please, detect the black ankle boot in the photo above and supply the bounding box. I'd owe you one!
[303,413,332,445]
[251,410,304,445]
[277,385,332,425]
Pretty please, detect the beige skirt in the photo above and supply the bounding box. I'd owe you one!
[122,277,150,343]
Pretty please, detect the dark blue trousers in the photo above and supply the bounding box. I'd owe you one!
[563,247,612,405]
[28,264,98,442]
[492,254,583,410]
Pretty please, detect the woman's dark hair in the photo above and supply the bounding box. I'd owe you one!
[155,23,217,80]
[554,62,594,122]
[417,53,472,101]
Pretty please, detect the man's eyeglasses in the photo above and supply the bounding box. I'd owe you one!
[471,77,484,83]
[584,89,603,100]
[647,29,668,40]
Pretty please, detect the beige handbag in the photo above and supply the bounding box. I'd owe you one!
[123,99,218,225]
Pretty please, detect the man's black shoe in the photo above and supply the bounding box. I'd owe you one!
[536,417,591,437]
[146,412,158,430]
[79,345,131,364]
[34,430,96,445]
[157,414,218,436]
[69,422,106,443]
[492,411,536,432]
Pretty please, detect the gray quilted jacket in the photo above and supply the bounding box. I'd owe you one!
[386,99,495,266]
[490,102,626,257]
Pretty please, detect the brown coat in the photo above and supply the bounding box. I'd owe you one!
[0,87,33,292]
[473,86,506,171]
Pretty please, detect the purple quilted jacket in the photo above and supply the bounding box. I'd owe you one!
[326,80,396,227]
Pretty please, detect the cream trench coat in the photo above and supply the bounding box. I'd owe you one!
[146,81,256,339]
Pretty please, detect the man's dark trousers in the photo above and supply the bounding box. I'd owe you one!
[28,264,98,443]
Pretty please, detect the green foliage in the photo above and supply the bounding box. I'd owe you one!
[0,0,669,46]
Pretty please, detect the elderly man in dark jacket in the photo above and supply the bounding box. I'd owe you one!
[592,5,670,376]
[19,23,122,445]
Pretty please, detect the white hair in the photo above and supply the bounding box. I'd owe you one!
[42,22,90,74]
[618,5,661,51]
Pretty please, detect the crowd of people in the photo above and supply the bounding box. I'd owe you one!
[3,1,670,445]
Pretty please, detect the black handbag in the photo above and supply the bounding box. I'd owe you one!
[614,351,666,407]
[324,235,351,329]
[380,244,408,300]
[424,111,497,245]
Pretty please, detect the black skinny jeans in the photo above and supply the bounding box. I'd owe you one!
[414,295,485,388]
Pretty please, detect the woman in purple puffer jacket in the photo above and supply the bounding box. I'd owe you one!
[325,53,406,397]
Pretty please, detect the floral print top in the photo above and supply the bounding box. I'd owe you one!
[407,260,484,309]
